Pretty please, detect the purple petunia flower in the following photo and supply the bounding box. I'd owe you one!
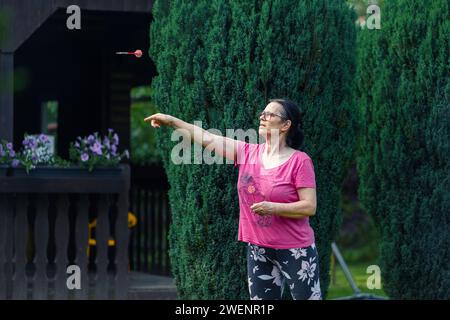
[11,159,20,168]
[24,137,37,149]
[90,141,103,155]
[112,133,119,146]
[108,128,114,134]
[39,134,48,142]
[87,135,95,144]
[103,137,110,149]
[111,144,117,155]
[9,150,15,158]
[81,153,89,162]
[7,143,13,150]
[74,141,80,148]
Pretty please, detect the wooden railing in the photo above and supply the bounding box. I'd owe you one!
[0,165,130,300]
[129,164,171,276]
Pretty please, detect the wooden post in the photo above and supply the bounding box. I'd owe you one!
[54,194,70,300]
[0,52,14,142]
[95,194,110,299]
[115,190,130,299]
[13,194,28,299]
[0,194,8,299]
[75,194,89,300]
[33,194,49,299]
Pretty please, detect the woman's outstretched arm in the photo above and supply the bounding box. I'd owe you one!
[144,113,238,162]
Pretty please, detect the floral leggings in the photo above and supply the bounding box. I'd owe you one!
[247,242,322,300]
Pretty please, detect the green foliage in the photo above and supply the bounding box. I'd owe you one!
[338,201,381,263]
[150,0,357,299]
[130,87,161,164]
[336,163,383,265]
[356,0,449,299]
[327,262,387,299]
[45,101,58,125]
[0,140,18,167]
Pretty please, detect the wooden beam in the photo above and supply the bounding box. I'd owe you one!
[0,52,13,141]
[0,0,153,52]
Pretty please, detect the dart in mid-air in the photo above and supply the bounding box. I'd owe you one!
[115,49,143,58]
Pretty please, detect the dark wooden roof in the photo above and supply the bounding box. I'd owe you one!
[0,0,153,52]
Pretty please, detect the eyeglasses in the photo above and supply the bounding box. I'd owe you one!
[259,111,287,121]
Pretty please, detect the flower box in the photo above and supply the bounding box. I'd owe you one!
[1,130,128,177]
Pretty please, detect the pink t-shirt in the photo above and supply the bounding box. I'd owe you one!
[234,141,316,249]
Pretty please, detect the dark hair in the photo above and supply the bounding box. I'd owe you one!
[269,98,304,150]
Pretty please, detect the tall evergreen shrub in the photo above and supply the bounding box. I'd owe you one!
[150,0,357,299]
[356,0,449,299]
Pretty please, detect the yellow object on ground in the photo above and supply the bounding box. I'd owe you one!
[87,212,137,256]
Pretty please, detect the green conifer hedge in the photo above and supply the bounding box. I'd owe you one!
[150,0,356,299]
[356,0,449,299]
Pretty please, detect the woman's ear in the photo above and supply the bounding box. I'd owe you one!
[282,119,292,133]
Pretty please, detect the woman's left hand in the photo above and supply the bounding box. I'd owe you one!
[250,201,276,216]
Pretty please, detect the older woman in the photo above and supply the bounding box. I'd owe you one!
[145,99,321,300]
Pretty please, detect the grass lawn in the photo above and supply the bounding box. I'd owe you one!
[326,262,388,300]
